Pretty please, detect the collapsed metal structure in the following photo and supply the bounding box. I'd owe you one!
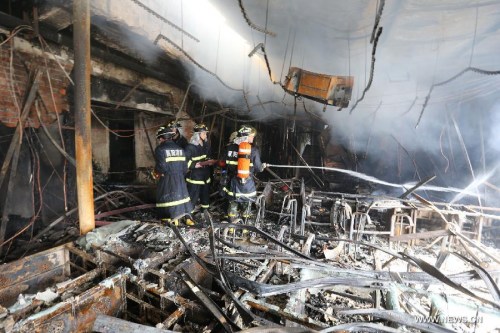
[1,178,499,333]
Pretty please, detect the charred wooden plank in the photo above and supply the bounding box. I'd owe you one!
[243,296,328,330]
[155,308,185,330]
[93,314,176,333]
[179,269,235,333]
[14,271,127,332]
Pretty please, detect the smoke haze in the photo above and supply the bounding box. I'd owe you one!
[91,0,500,203]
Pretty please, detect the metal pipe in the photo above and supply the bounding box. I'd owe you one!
[73,0,95,235]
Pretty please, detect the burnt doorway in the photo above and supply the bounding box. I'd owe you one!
[108,112,135,183]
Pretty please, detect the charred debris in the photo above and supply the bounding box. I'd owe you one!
[0,1,499,332]
[1,174,500,332]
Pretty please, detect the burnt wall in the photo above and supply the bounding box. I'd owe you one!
[0,41,70,128]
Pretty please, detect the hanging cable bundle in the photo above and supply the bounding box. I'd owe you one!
[349,0,385,114]
[238,0,276,37]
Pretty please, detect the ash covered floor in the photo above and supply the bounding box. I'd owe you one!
[1,180,500,333]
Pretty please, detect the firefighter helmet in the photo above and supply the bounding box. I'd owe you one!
[229,131,238,143]
[156,126,175,139]
[237,125,257,137]
[193,123,209,132]
[166,120,182,128]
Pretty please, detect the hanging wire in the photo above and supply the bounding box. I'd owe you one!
[302,101,324,122]
[449,112,483,208]
[0,25,32,47]
[7,32,23,114]
[363,101,382,159]
[390,134,427,196]
[399,95,417,116]
[261,45,275,83]
[260,0,274,83]
[238,0,276,37]
[264,0,270,46]
[279,27,292,83]
[469,3,479,67]
[370,0,384,43]
[215,26,221,75]
[243,90,251,112]
[31,123,67,184]
[415,67,500,128]
[180,0,184,49]
[155,34,243,92]
[39,37,69,210]
[349,0,385,114]
[38,35,160,140]
[288,29,296,71]
[444,109,457,177]
[127,0,199,42]
[347,37,351,78]
[38,37,74,84]
[439,124,450,173]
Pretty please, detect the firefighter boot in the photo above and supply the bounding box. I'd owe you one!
[162,218,179,226]
[227,202,239,221]
[241,202,254,236]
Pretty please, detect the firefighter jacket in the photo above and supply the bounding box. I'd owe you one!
[173,133,188,149]
[154,140,193,220]
[223,142,263,202]
[185,141,212,185]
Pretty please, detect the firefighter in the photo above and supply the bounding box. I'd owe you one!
[218,131,238,216]
[166,120,188,149]
[184,123,214,225]
[223,125,267,222]
[219,131,238,194]
[154,125,193,226]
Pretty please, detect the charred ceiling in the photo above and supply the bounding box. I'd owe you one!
[0,1,191,93]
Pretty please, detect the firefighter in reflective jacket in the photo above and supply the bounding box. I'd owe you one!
[223,125,267,221]
[154,126,193,226]
[185,123,215,224]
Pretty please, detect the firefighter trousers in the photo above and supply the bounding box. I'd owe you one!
[228,201,252,221]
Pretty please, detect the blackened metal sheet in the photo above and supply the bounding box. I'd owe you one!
[0,245,69,307]
[12,272,126,333]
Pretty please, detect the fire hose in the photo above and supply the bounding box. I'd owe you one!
[266,164,402,188]
[265,164,479,197]
[264,166,290,191]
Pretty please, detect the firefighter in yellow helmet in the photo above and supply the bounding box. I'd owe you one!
[154,125,193,226]
[222,125,267,222]
[184,123,214,225]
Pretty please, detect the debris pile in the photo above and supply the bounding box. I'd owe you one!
[1,181,500,333]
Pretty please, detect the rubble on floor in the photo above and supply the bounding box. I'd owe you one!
[1,180,499,333]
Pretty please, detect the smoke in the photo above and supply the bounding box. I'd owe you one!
[89,0,500,203]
